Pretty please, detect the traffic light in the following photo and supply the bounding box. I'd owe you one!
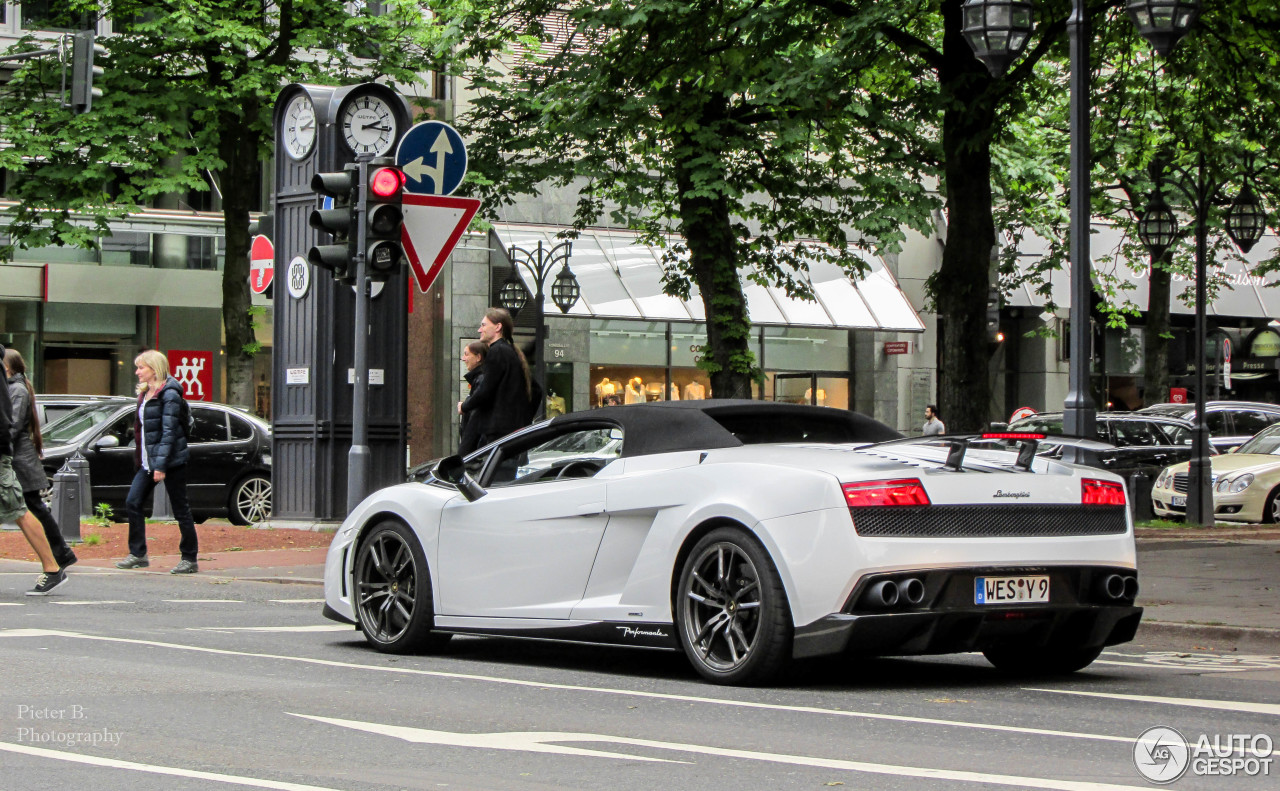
[70,30,105,114]
[985,287,1002,344]
[364,158,405,282]
[308,164,359,283]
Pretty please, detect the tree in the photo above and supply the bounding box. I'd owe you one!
[432,0,939,399]
[0,1,438,407]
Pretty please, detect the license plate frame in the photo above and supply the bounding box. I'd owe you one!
[1171,495,1186,507]
[975,575,1050,605]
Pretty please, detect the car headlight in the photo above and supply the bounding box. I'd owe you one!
[1218,473,1254,494]
[1156,470,1171,489]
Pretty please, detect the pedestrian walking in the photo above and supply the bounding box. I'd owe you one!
[465,308,538,447]
[457,340,488,456]
[4,348,76,571]
[115,350,200,575]
[923,404,946,436]
[0,346,67,595]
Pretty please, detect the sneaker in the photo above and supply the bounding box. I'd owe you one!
[170,559,199,575]
[115,554,150,569]
[58,551,78,570]
[27,569,68,596]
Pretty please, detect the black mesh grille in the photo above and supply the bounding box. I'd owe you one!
[850,505,1128,538]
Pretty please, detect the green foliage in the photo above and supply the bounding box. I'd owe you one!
[81,532,103,546]
[91,502,114,527]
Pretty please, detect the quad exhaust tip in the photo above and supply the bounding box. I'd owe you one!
[1098,573,1139,601]
[868,580,899,608]
[897,577,926,605]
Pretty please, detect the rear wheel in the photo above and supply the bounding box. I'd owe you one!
[982,644,1104,675]
[228,474,272,525]
[675,527,792,685]
[353,520,450,653]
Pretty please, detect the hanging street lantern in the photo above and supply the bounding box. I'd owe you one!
[1225,183,1267,254]
[1136,190,1180,259]
[1125,0,1201,56]
[550,265,581,314]
[961,0,1035,77]
[498,272,530,316]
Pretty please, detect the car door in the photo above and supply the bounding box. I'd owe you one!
[84,410,138,510]
[436,425,619,620]
[185,407,232,511]
[1109,419,1176,477]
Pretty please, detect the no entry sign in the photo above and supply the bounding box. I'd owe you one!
[249,235,274,294]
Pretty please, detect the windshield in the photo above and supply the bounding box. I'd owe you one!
[1236,427,1280,456]
[41,403,125,445]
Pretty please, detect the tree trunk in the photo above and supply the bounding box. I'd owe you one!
[1142,256,1172,405]
[218,105,260,409]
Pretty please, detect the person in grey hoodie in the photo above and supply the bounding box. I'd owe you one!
[4,348,76,570]
[115,349,198,575]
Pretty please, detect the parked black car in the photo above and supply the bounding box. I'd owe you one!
[1006,411,1206,478]
[1138,401,1280,452]
[40,400,272,524]
[34,394,132,428]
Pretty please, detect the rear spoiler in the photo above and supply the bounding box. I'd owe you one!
[875,432,1113,472]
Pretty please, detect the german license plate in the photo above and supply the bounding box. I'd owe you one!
[975,575,1050,605]
[1171,495,1186,507]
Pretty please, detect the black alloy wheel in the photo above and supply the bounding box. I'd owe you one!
[353,520,450,653]
[675,527,792,685]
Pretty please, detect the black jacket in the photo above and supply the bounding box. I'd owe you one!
[459,338,533,442]
[133,377,190,472]
[0,373,12,458]
[458,366,485,456]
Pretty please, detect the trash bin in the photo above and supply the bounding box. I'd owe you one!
[50,453,93,544]
[1128,471,1154,522]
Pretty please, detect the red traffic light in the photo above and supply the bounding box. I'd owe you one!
[370,167,404,198]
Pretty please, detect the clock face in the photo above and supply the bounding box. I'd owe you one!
[281,93,317,161]
[341,94,397,157]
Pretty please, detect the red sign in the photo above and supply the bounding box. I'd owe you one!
[167,350,213,402]
[249,235,274,294]
[1009,406,1037,422]
[401,194,481,293]
[883,341,910,355]
[1170,387,1188,404]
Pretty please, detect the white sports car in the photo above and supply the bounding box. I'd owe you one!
[323,401,1141,685]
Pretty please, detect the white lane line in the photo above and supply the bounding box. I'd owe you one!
[1091,659,1255,672]
[0,602,23,606]
[0,740,348,791]
[52,601,134,606]
[0,629,1152,747]
[1026,688,1280,717]
[186,625,350,632]
[293,713,1152,791]
[163,599,244,603]
[270,599,325,603]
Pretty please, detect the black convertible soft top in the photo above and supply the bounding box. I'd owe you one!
[547,399,903,459]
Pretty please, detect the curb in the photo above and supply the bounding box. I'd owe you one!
[1136,620,1280,654]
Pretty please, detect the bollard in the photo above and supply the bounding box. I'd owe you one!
[50,453,93,544]
[151,479,173,520]
[1128,471,1154,523]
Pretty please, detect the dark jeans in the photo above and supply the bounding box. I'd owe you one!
[125,465,198,561]
[23,489,72,561]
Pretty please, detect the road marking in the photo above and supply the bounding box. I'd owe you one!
[0,629,1167,747]
[163,599,244,603]
[270,599,326,603]
[1026,688,1280,717]
[51,601,134,606]
[0,740,349,790]
[0,602,23,606]
[292,713,1153,790]
[186,625,350,632]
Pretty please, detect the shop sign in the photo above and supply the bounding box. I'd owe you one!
[286,367,309,385]
[1250,329,1280,358]
[167,350,212,402]
[286,256,310,299]
[883,341,910,355]
[1170,387,1188,403]
[545,342,569,360]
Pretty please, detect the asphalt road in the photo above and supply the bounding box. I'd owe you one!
[2,567,1277,791]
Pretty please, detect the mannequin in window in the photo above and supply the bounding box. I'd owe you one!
[804,387,827,406]
[545,389,567,418]
[683,381,706,400]
[595,377,616,406]
[624,376,645,404]
[668,382,680,401]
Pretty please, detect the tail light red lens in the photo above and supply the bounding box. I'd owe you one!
[843,479,931,507]
[982,432,1046,441]
[1082,478,1127,506]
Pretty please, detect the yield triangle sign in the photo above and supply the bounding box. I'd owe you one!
[400,194,481,293]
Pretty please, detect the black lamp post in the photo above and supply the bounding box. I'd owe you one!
[962,0,1198,441]
[500,239,579,389]
[1137,162,1267,526]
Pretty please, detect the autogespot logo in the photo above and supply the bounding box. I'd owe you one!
[1134,726,1190,784]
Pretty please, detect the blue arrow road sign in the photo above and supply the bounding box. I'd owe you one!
[396,121,467,196]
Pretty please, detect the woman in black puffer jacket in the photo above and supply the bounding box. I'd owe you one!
[115,349,198,575]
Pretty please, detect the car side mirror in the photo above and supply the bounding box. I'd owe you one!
[434,455,486,502]
[92,435,120,450]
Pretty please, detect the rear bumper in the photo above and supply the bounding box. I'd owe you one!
[792,564,1142,660]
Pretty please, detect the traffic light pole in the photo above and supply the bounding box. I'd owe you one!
[347,160,372,512]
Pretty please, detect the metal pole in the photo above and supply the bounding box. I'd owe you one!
[347,161,371,513]
[1063,0,1097,440]
[1186,158,1213,526]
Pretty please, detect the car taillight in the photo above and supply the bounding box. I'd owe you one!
[981,432,1047,441]
[843,479,931,507]
[1082,478,1126,506]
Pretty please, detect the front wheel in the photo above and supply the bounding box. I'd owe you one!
[1265,486,1280,523]
[982,643,1104,675]
[675,527,792,685]
[228,474,272,525]
[353,520,450,653]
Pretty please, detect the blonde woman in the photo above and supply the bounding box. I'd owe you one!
[115,350,199,574]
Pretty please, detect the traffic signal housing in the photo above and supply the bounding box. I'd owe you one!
[70,30,105,114]
[365,160,405,282]
[308,164,359,283]
[985,287,1002,344]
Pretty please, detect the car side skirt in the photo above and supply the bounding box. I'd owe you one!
[429,617,680,650]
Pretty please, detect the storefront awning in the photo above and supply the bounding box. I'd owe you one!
[491,223,926,332]
[1008,225,1280,318]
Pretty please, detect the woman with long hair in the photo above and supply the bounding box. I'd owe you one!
[468,307,539,447]
[115,349,200,574]
[4,348,76,570]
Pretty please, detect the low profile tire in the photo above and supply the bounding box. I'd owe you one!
[982,643,1104,676]
[353,520,450,654]
[228,474,272,525]
[1265,486,1280,523]
[675,527,792,685]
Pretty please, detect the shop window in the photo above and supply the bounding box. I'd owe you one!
[21,0,79,30]
[592,365,670,407]
[762,326,847,371]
